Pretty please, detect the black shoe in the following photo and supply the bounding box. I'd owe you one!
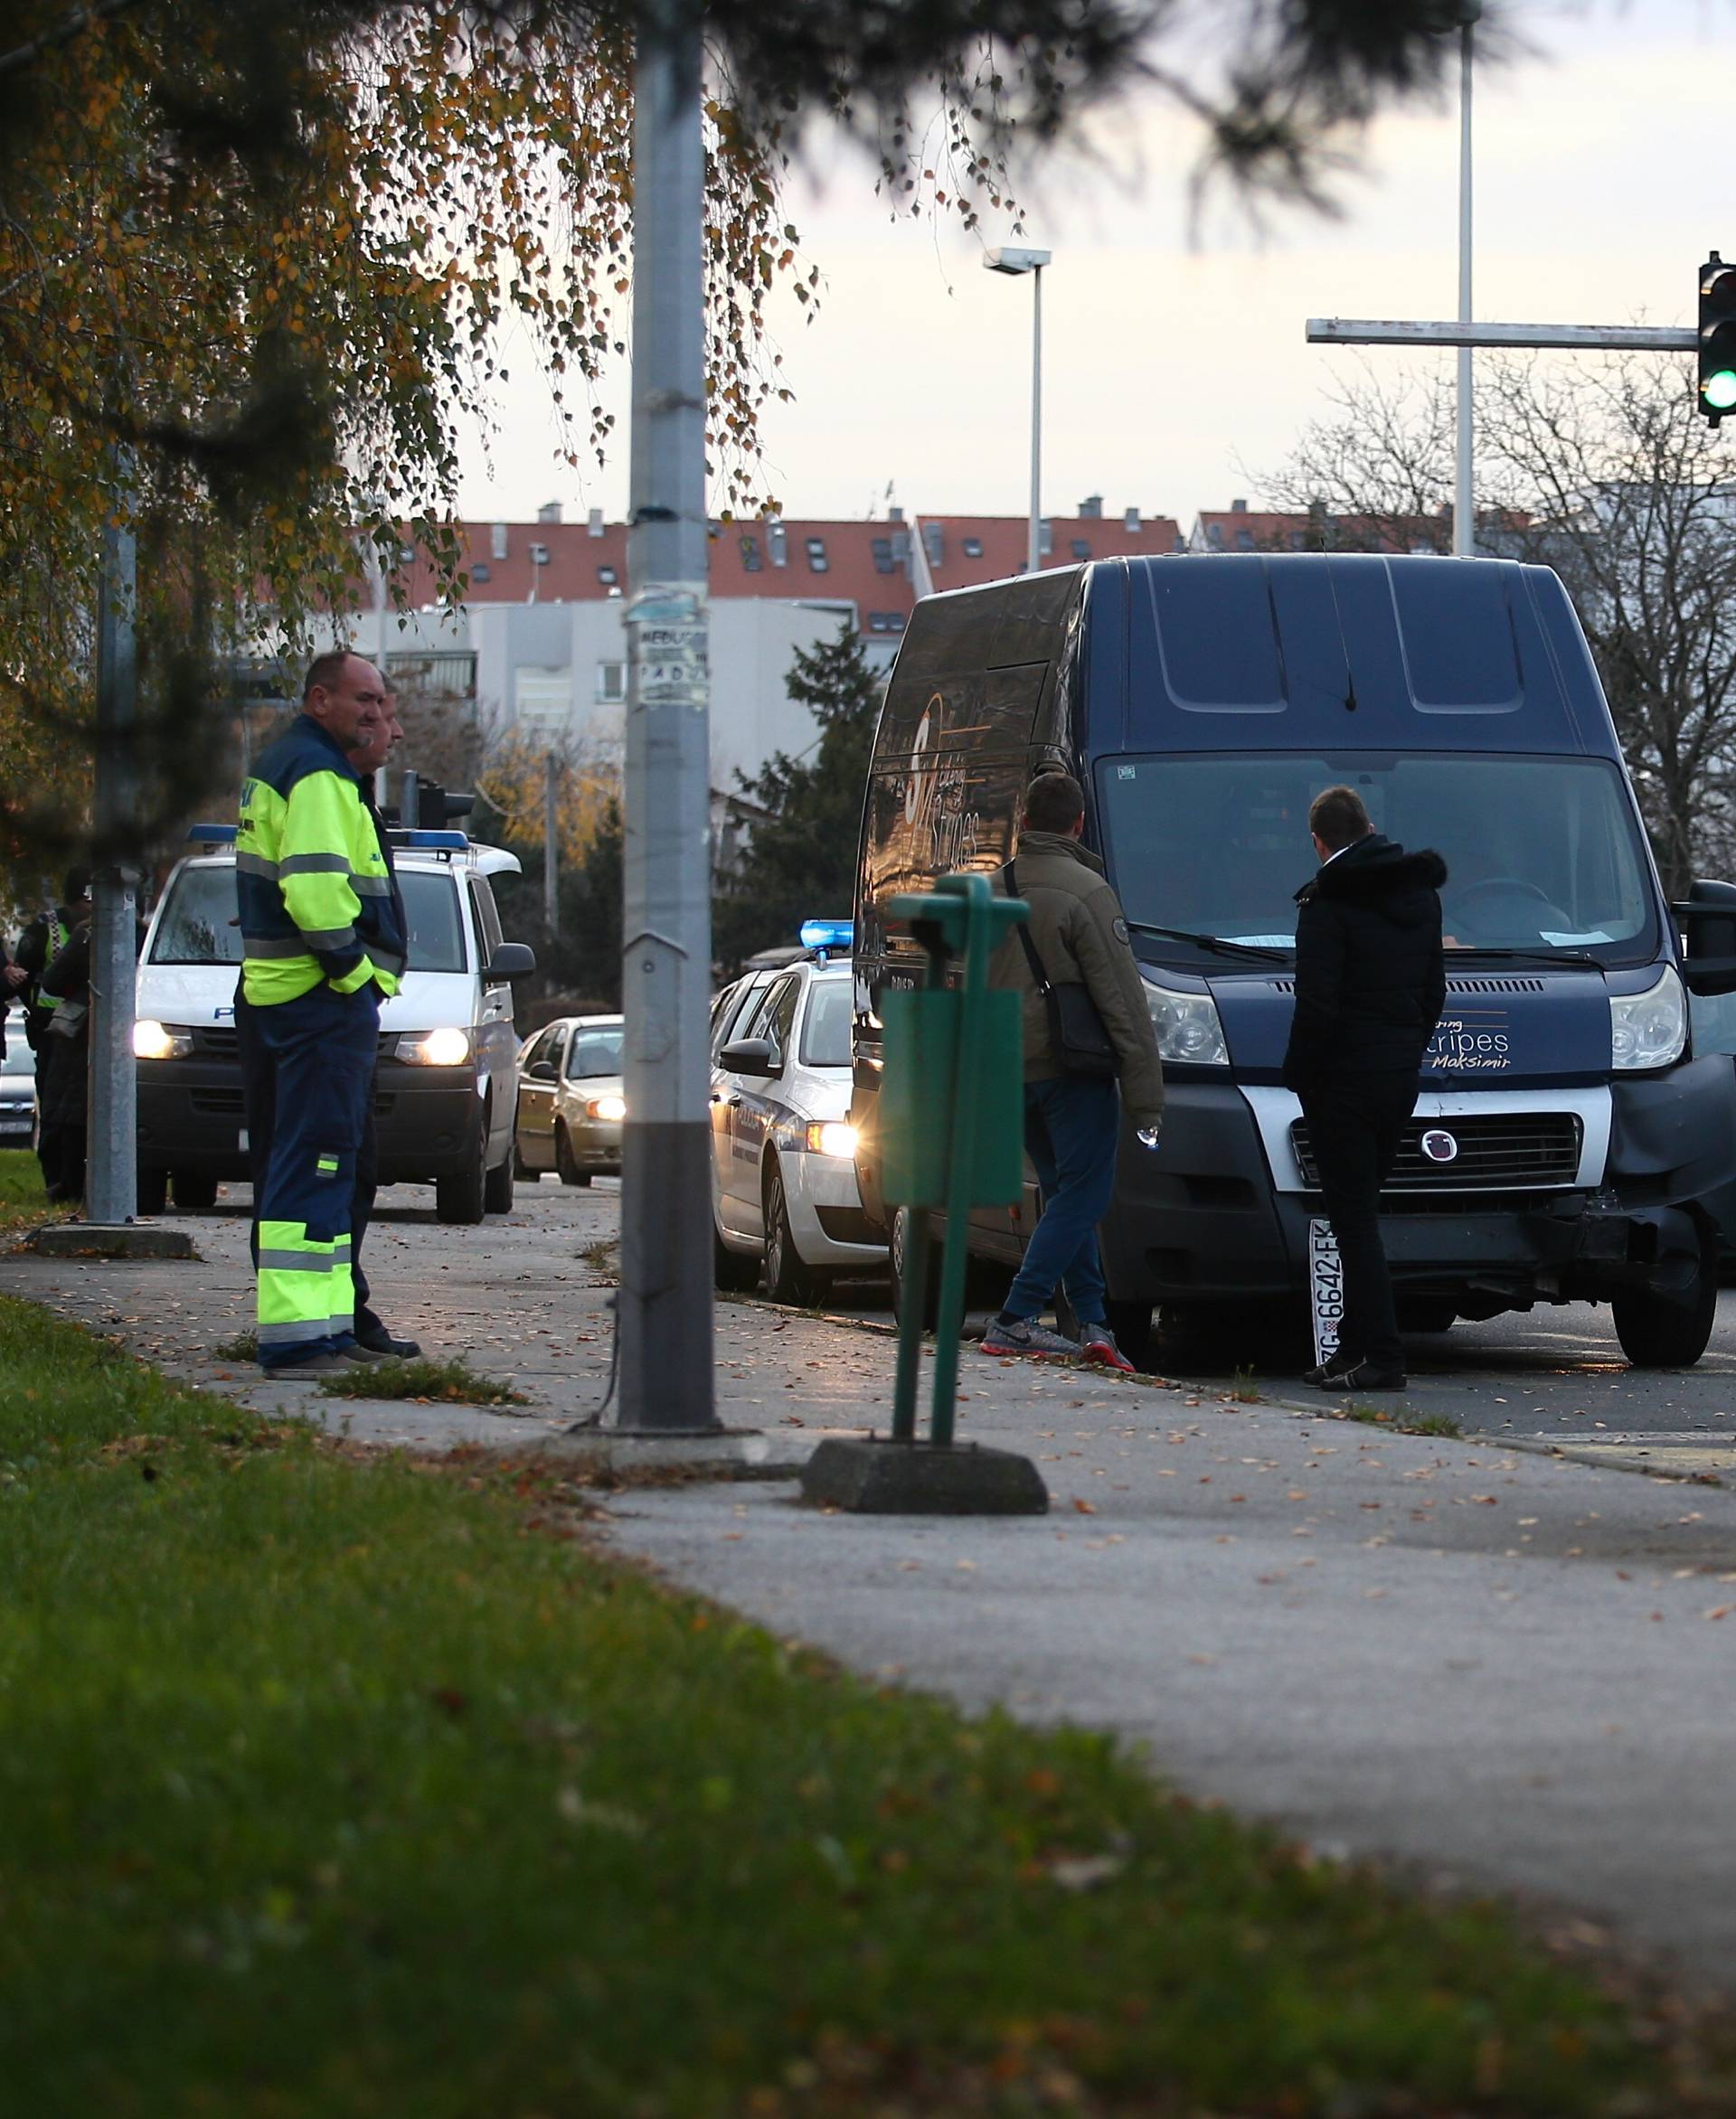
[354,1321,421,1359]
[1312,1358,1406,1393]
[1303,1356,1362,1387]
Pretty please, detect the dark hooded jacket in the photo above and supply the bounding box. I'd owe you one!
[1281,834,1448,1091]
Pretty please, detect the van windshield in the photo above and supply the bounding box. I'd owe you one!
[148,864,464,973]
[1095,753,1659,968]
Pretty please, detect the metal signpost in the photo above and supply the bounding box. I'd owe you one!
[617,0,719,1436]
[86,498,138,1228]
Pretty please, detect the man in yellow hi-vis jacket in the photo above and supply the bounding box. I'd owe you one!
[235,652,409,1377]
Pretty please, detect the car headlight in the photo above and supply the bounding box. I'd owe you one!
[1142,976,1228,1068]
[134,1020,192,1060]
[806,1121,858,1158]
[394,1027,471,1067]
[586,1094,627,1123]
[1610,966,1686,1070]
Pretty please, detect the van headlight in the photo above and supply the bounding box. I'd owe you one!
[1610,966,1686,1070]
[394,1027,472,1068]
[134,1020,192,1060]
[1143,975,1228,1068]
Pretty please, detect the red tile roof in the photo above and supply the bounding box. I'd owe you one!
[919,512,1184,594]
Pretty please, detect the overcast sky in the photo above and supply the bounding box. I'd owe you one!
[452,0,1736,532]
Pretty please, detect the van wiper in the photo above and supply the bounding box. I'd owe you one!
[1452,946,1602,970]
[1127,923,1291,964]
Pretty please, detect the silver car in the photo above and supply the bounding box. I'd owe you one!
[0,1038,35,1149]
[514,1015,625,1185]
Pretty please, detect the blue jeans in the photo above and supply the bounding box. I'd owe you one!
[1005,1075,1122,1328]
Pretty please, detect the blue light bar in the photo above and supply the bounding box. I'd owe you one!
[394,830,468,849]
[188,824,238,843]
[800,918,854,953]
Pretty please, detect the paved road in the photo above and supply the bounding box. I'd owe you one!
[7,1178,1736,1984]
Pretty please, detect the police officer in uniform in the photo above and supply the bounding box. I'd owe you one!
[236,682,420,1361]
[235,652,408,1378]
[13,870,90,1196]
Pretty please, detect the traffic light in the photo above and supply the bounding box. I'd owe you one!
[1699,252,1736,426]
[415,780,476,831]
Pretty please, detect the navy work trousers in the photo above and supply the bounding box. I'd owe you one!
[244,984,380,1369]
[236,989,380,1330]
[1005,1074,1122,1329]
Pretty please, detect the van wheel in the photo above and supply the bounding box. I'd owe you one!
[764,1159,826,1306]
[436,1127,487,1225]
[484,1152,515,1214]
[554,1125,591,1187]
[171,1169,219,1212]
[889,1204,939,1331]
[1614,1243,1718,1369]
[137,1167,169,1216]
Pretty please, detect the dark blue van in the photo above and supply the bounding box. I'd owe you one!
[851,554,1736,1368]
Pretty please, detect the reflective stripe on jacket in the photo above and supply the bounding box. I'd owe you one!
[236,716,408,1006]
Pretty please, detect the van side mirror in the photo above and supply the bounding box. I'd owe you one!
[484,942,536,984]
[1674,880,1736,997]
[718,1036,779,1078]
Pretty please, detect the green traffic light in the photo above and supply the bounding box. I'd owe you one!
[1706,369,1736,411]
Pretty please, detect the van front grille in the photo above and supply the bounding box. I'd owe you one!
[1291,1112,1582,1192]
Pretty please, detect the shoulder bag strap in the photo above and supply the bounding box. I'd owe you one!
[1002,859,1052,994]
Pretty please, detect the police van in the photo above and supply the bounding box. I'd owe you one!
[134,825,533,1221]
[851,554,1736,1368]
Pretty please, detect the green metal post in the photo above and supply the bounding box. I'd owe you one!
[889,1211,930,1443]
[929,874,996,1446]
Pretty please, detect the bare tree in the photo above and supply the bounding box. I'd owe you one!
[1263,356,1736,895]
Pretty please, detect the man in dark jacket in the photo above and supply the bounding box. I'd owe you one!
[985,771,1165,1369]
[1282,785,1447,1392]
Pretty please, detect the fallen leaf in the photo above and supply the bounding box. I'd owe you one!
[1071,1498,1098,1515]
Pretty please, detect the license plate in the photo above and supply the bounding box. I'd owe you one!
[1308,1217,1343,1369]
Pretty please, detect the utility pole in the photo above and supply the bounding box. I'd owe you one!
[543,749,561,937]
[1454,4,1478,557]
[86,493,137,1226]
[617,0,719,1435]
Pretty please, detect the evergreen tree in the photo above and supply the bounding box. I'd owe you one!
[712,623,882,970]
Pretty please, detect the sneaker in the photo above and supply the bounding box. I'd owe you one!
[982,1316,1080,1359]
[1311,1357,1406,1393]
[262,1351,361,1380]
[1080,1324,1137,1374]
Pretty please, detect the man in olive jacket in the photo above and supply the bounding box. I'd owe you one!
[1283,784,1447,1393]
[984,771,1165,1368]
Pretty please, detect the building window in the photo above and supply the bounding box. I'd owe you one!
[769,522,788,567]
[470,561,491,583]
[598,565,618,586]
[1207,524,1224,549]
[868,611,905,635]
[805,536,828,573]
[490,523,508,560]
[962,536,984,559]
[871,537,894,575]
[1070,539,1091,560]
[1234,529,1254,551]
[921,523,944,567]
[741,535,762,571]
[597,661,627,704]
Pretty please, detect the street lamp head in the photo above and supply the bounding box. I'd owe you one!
[984,246,1052,276]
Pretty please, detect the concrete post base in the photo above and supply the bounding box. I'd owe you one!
[800,1436,1049,1516]
[24,1222,196,1260]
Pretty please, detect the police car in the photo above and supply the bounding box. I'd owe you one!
[133,824,533,1222]
[709,920,886,1303]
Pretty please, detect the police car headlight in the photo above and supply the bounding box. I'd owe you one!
[1142,975,1228,1068]
[395,1028,471,1067]
[1610,966,1686,1071]
[806,1121,858,1158]
[134,1020,192,1060]
[587,1094,627,1123]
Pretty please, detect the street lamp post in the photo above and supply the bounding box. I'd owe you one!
[1454,2,1480,558]
[984,247,1052,576]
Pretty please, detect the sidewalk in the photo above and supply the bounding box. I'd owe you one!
[5,1182,1736,1986]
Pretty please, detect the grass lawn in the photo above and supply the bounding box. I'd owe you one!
[0,1144,66,1232]
[1,1293,1731,2117]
